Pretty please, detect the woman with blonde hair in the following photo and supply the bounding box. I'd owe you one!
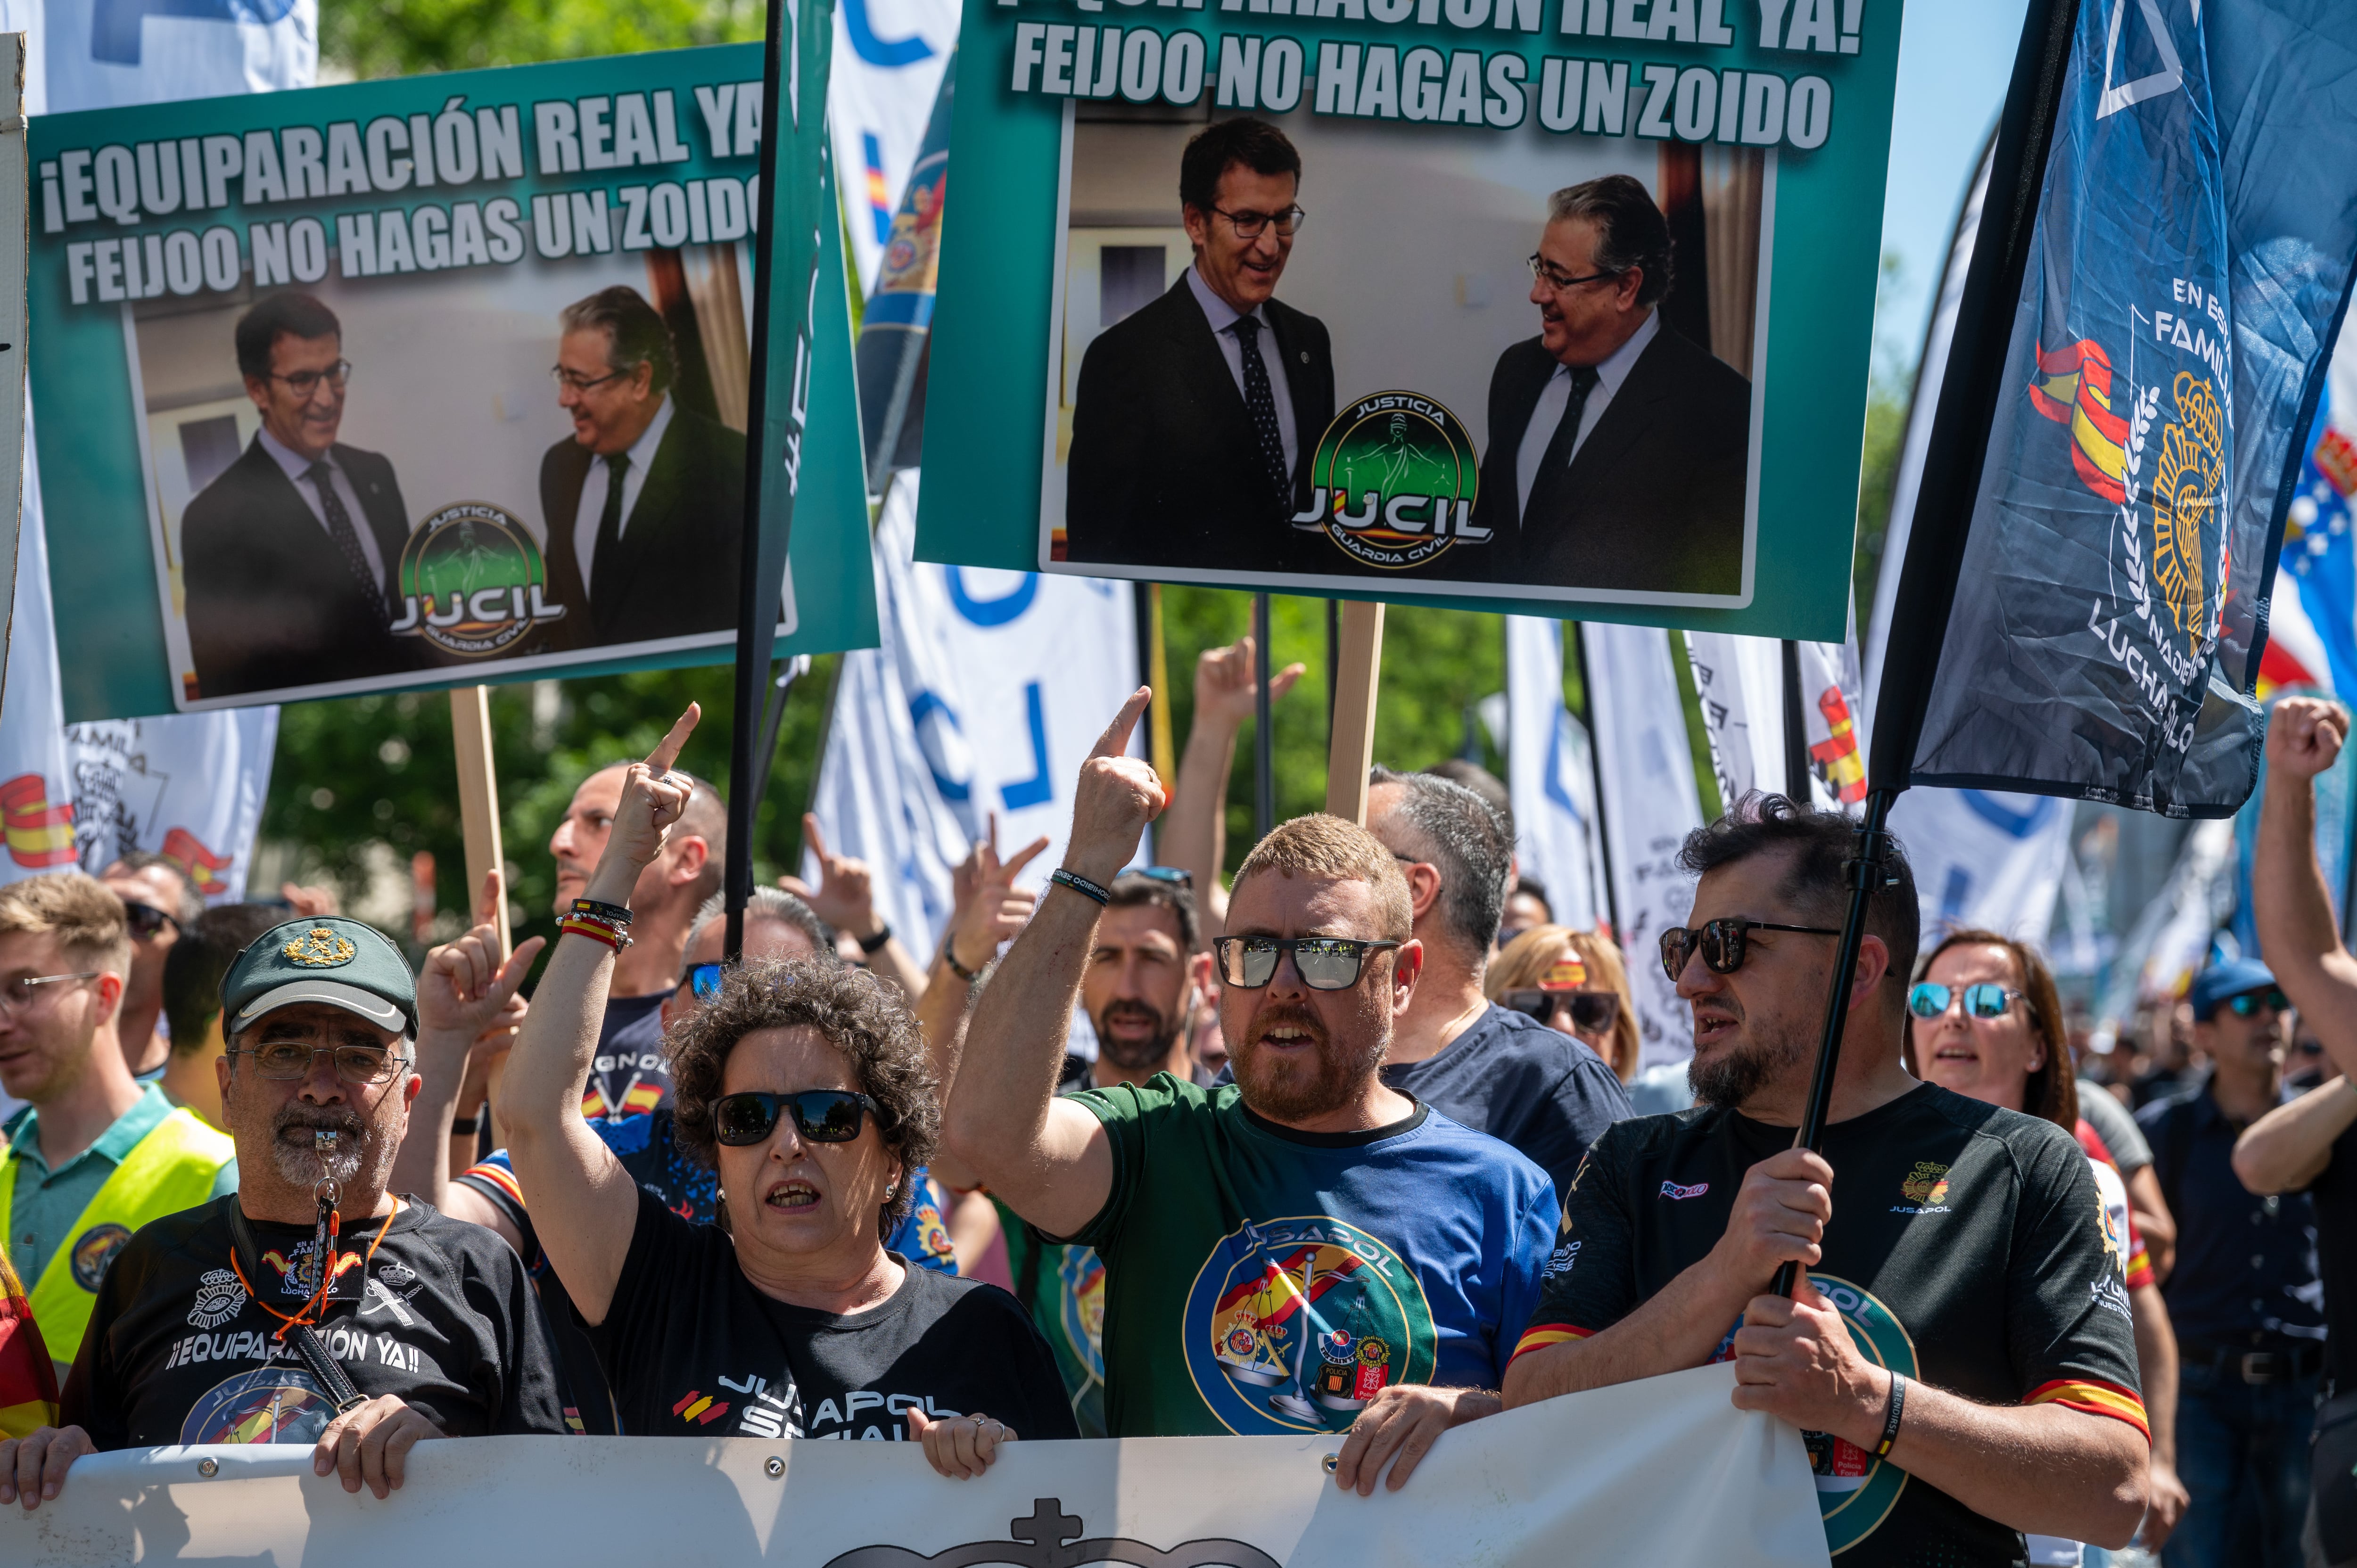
[1487,924,1640,1082]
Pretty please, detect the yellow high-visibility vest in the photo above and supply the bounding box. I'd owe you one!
[0,1108,235,1368]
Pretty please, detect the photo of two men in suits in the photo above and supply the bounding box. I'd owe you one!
[1059,120,1750,600]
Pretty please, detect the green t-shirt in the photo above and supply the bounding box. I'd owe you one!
[1062,1074,1557,1438]
[995,1199,1106,1438]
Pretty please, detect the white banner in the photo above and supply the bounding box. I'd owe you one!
[0,407,69,886]
[64,710,278,902]
[1682,632,1785,809]
[809,473,1137,966]
[1581,623,1702,1072]
[1888,787,2075,947]
[0,1365,1830,1568]
[1504,616,1603,930]
[1791,626,1870,818]
[829,0,958,293]
[14,0,315,117]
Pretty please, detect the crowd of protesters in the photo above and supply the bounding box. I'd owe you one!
[0,650,2352,1568]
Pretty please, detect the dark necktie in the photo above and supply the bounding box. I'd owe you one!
[589,452,630,598]
[303,460,385,624]
[1523,365,1604,525]
[1231,314,1291,504]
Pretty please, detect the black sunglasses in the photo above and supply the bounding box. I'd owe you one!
[123,901,179,938]
[1502,988,1620,1033]
[1214,935,1401,991]
[712,1089,880,1147]
[1658,918,1842,983]
[2220,988,2292,1018]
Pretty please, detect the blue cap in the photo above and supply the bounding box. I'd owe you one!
[2190,957,2278,1021]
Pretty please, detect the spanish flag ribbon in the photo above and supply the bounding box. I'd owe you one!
[2026,1376,2150,1443]
[0,774,74,870]
[1507,1322,1593,1365]
[2027,339,2131,504]
[0,1246,60,1439]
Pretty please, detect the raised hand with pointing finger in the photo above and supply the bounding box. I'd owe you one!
[1062,689,1167,888]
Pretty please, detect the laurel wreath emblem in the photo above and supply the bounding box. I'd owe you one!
[188,1267,247,1330]
[283,927,357,967]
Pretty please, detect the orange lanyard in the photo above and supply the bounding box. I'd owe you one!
[229,1201,400,1343]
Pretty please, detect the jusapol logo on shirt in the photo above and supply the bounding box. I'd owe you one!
[1891,1161,1953,1215]
[1180,1215,1437,1437]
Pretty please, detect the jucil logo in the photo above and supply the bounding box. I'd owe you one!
[1293,392,1486,570]
[389,503,566,657]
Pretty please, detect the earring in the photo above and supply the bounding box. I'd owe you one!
[885,1181,899,1200]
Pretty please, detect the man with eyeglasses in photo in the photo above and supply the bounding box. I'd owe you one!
[98,853,203,1082]
[181,291,423,700]
[1063,116,1336,574]
[0,913,573,1512]
[950,692,1556,1494]
[2133,952,2324,1568]
[1471,174,1750,597]
[538,285,747,649]
[1501,796,2152,1564]
[0,873,236,1387]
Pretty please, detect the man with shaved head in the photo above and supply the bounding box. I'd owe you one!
[948,692,1554,1495]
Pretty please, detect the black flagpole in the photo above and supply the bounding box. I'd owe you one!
[1254,593,1275,839]
[724,0,797,965]
[1780,640,1812,805]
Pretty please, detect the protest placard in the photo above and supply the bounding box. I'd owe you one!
[29,43,876,719]
[915,0,1901,640]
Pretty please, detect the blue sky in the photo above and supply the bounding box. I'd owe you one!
[1872,0,2032,372]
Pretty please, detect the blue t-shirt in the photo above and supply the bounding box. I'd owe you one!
[1064,1075,1556,1437]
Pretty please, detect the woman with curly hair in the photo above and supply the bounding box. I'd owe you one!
[503,708,1075,1476]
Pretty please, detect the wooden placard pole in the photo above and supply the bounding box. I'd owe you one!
[448,685,510,954]
[1323,600,1385,825]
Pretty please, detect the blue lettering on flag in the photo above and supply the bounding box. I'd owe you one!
[91,0,297,66]
[945,567,1038,628]
[999,682,1054,811]
[841,0,934,68]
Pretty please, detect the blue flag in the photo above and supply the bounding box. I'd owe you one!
[1888,0,2357,817]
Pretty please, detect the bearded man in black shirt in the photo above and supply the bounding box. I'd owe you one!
[0,916,571,1511]
[1500,797,2151,1564]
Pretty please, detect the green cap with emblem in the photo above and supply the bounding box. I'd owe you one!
[223,917,418,1037]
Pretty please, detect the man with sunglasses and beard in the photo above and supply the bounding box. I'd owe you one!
[1,915,571,1513]
[1501,796,2151,1565]
[949,692,1556,1495]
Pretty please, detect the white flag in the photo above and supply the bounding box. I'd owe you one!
[1888,787,2075,946]
[809,473,1137,966]
[1682,632,1785,807]
[0,412,71,887]
[1791,624,1870,817]
[64,709,278,902]
[1581,623,1703,1072]
[829,0,958,292]
[1504,616,1603,929]
[8,0,316,115]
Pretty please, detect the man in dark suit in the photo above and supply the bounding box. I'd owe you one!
[539,286,745,649]
[1064,117,1335,575]
[1473,175,1751,597]
[181,293,421,700]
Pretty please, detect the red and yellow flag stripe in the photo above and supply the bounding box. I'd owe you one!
[2027,1377,2149,1442]
[1508,1322,1593,1365]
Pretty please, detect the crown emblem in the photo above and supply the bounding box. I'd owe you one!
[283,927,356,968]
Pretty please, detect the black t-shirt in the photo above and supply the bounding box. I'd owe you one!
[585,991,673,1119]
[2298,1112,2357,1387]
[1520,1084,2145,1568]
[61,1195,573,1448]
[1379,1002,1631,1207]
[589,1187,1079,1444]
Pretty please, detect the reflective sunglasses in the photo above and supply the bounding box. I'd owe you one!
[681,961,725,1004]
[1657,919,1841,983]
[1134,866,1194,889]
[122,901,179,939]
[2220,987,2292,1018]
[1907,981,2021,1020]
[1214,936,1401,991]
[712,1089,880,1147]
[1502,988,1621,1034]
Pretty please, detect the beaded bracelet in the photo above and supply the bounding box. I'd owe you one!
[559,913,632,951]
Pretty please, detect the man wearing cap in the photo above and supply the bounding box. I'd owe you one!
[2135,956,2323,1568]
[0,916,573,1512]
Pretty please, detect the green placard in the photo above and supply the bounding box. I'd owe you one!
[31,43,875,721]
[917,0,1901,640]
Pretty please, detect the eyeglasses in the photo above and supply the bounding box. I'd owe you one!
[1501,988,1620,1034]
[0,971,99,1015]
[1213,935,1401,991]
[1208,203,1306,240]
[2220,988,2292,1018]
[267,360,352,397]
[713,1089,881,1147]
[1135,866,1194,890]
[681,961,725,1004]
[231,1042,411,1085]
[1526,254,1622,293]
[122,901,179,939]
[550,364,630,394]
[1907,982,2022,1021]
[1657,919,1842,983]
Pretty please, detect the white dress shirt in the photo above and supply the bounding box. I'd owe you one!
[257,426,385,591]
[1186,264,1299,483]
[572,393,676,597]
[1513,309,1661,523]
